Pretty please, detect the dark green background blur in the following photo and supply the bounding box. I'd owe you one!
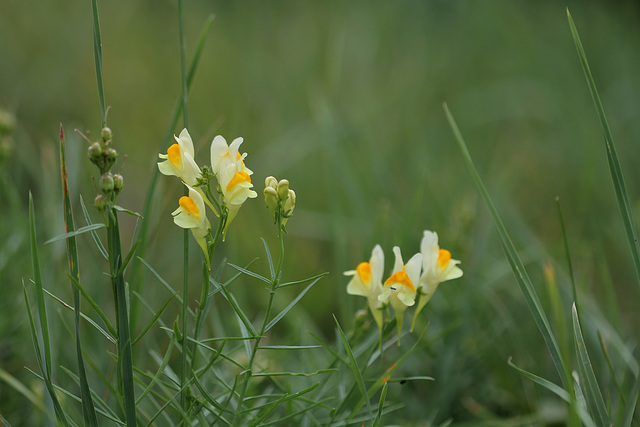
[1,0,639,425]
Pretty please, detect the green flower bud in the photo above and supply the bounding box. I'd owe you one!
[88,142,103,164]
[100,172,114,193]
[101,127,112,142]
[94,194,106,212]
[277,179,289,201]
[104,147,117,171]
[264,187,279,220]
[113,173,124,194]
[282,189,296,226]
[265,176,278,190]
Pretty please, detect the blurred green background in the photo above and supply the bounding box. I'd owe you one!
[1,0,640,425]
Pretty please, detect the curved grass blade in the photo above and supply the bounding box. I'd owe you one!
[79,195,108,260]
[572,304,609,426]
[45,223,106,244]
[132,294,174,346]
[333,315,372,417]
[508,357,595,427]
[621,373,640,427]
[371,383,388,427]
[265,277,322,332]
[67,273,116,338]
[444,104,569,390]
[567,9,640,291]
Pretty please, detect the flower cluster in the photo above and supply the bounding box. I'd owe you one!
[264,176,296,229]
[345,230,463,343]
[87,126,124,211]
[158,129,257,266]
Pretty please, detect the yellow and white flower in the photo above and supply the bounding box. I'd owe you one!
[344,244,385,330]
[158,128,201,186]
[412,230,463,330]
[217,153,257,239]
[172,184,211,266]
[210,135,253,178]
[378,246,422,343]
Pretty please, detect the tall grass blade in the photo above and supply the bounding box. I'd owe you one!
[333,315,372,417]
[371,383,388,427]
[59,125,98,426]
[90,0,106,126]
[621,372,640,427]
[572,304,609,426]
[79,195,108,260]
[265,278,322,332]
[567,9,640,291]
[27,198,71,426]
[444,104,569,389]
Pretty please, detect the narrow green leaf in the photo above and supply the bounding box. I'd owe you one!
[621,372,640,427]
[567,9,640,291]
[228,262,271,284]
[252,369,337,377]
[45,223,106,244]
[67,273,117,338]
[79,195,108,260]
[265,277,322,332]
[0,368,53,420]
[508,357,596,427]
[333,315,372,416]
[136,334,176,405]
[60,124,98,426]
[307,331,349,365]
[262,238,276,281]
[44,288,116,345]
[371,383,388,427]
[597,331,626,407]
[444,103,569,389]
[572,304,609,426]
[258,345,321,350]
[114,205,143,218]
[218,280,257,336]
[132,294,174,346]
[278,271,329,288]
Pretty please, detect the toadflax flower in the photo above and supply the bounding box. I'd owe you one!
[210,135,253,178]
[211,136,257,239]
[172,184,211,267]
[411,230,463,331]
[378,246,422,343]
[158,128,201,186]
[344,245,385,331]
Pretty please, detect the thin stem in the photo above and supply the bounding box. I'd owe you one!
[90,0,106,127]
[107,208,136,427]
[232,220,286,425]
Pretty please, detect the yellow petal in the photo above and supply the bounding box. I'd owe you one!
[168,143,182,168]
[384,271,415,292]
[356,262,372,284]
[437,249,451,270]
[226,171,251,193]
[179,196,200,219]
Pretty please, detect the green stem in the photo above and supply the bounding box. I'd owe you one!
[232,219,285,425]
[90,0,106,127]
[107,208,136,426]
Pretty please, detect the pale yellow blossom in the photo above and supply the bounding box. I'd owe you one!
[345,244,385,330]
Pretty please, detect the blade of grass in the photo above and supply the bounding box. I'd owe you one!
[45,223,106,244]
[79,195,108,260]
[333,314,372,417]
[508,357,596,427]
[567,9,640,292]
[371,383,388,427]
[132,294,174,346]
[597,331,626,407]
[265,278,322,332]
[444,103,570,390]
[572,304,609,426]
[90,0,106,125]
[621,372,640,427]
[67,273,117,338]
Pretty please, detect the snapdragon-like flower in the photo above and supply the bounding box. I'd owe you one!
[216,149,257,240]
[158,129,201,186]
[210,135,253,178]
[378,246,422,343]
[344,245,385,331]
[172,184,211,267]
[412,230,463,330]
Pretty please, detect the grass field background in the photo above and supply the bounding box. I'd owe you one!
[1,1,639,425]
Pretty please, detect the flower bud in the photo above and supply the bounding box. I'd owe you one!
[113,173,124,194]
[104,147,117,171]
[277,179,289,201]
[265,176,278,189]
[88,142,103,163]
[264,187,279,220]
[94,194,106,212]
[100,172,114,194]
[282,189,296,226]
[101,127,112,142]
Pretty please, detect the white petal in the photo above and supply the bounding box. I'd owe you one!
[346,276,369,297]
[405,253,423,285]
[391,246,404,273]
[178,128,195,157]
[421,230,439,273]
[397,290,416,307]
[370,244,385,284]
[210,135,229,174]
[158,159,179,177]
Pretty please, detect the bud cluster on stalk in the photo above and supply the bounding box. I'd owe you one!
[87,126,124,212]
[264,176,296,228]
